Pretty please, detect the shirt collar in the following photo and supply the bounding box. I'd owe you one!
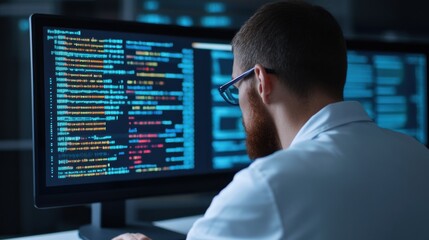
[290,101,373,146]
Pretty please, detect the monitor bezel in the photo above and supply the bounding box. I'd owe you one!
[30,13,238,208]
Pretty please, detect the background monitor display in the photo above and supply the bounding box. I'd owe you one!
[208,42,428,163]
[345,47,427,144]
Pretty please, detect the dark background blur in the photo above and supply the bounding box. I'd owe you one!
[0,0,428,238]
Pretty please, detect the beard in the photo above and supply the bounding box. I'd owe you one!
[243,87,282,160]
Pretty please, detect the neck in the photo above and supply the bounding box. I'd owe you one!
[270,92,340,149]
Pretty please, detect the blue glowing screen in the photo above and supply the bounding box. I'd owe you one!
[209,49,427,168]
[345,51,427,144]
[42,27,235,186]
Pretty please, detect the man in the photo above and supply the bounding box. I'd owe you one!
[115,1,429,239]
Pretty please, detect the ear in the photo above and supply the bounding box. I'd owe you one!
[254,64,273,104]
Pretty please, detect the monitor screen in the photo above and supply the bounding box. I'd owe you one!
[345,44,427,145]
[42,28,221,187]
[207,41,429,156]
[31,14,242,209]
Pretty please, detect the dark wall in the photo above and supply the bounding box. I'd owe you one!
[353,0,429,38]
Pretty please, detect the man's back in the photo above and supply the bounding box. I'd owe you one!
[188,101,429,239]
[264,104,428,239]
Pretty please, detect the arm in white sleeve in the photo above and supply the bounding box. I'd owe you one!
[187,167,283,240]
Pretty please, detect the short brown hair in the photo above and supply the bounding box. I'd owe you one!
[232,0,347,99]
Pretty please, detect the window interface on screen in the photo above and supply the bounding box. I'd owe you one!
[345,51,427,144]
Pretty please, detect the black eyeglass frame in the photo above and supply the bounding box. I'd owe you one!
[218,67,276,105]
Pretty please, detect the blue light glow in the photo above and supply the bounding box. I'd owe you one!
[205,2,226,13]
[19,18,29,32]
[177,16,193,27]
[201,16,231,28]
[137,14,171,25]
[143,0,159,11]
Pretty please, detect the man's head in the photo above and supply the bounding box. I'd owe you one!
[232,0,347,99]
[231,0,347,159]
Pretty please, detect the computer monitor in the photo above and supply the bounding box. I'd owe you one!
[30,14,240,239]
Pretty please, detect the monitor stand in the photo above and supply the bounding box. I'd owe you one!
[78,201,186,240]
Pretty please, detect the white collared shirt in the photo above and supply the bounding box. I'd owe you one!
[187,101,429,240]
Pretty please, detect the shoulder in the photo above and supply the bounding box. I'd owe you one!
[248,141,346,200]
[187,162,284,239]
[250,141,337,181]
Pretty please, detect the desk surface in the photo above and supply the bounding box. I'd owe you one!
[4,231,78,240]
[5,215,200,240]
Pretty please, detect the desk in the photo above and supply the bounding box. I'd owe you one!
[4,231,78,240]
[5,215,200,240]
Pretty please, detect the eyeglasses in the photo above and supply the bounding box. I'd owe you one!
[218,67,276,105]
